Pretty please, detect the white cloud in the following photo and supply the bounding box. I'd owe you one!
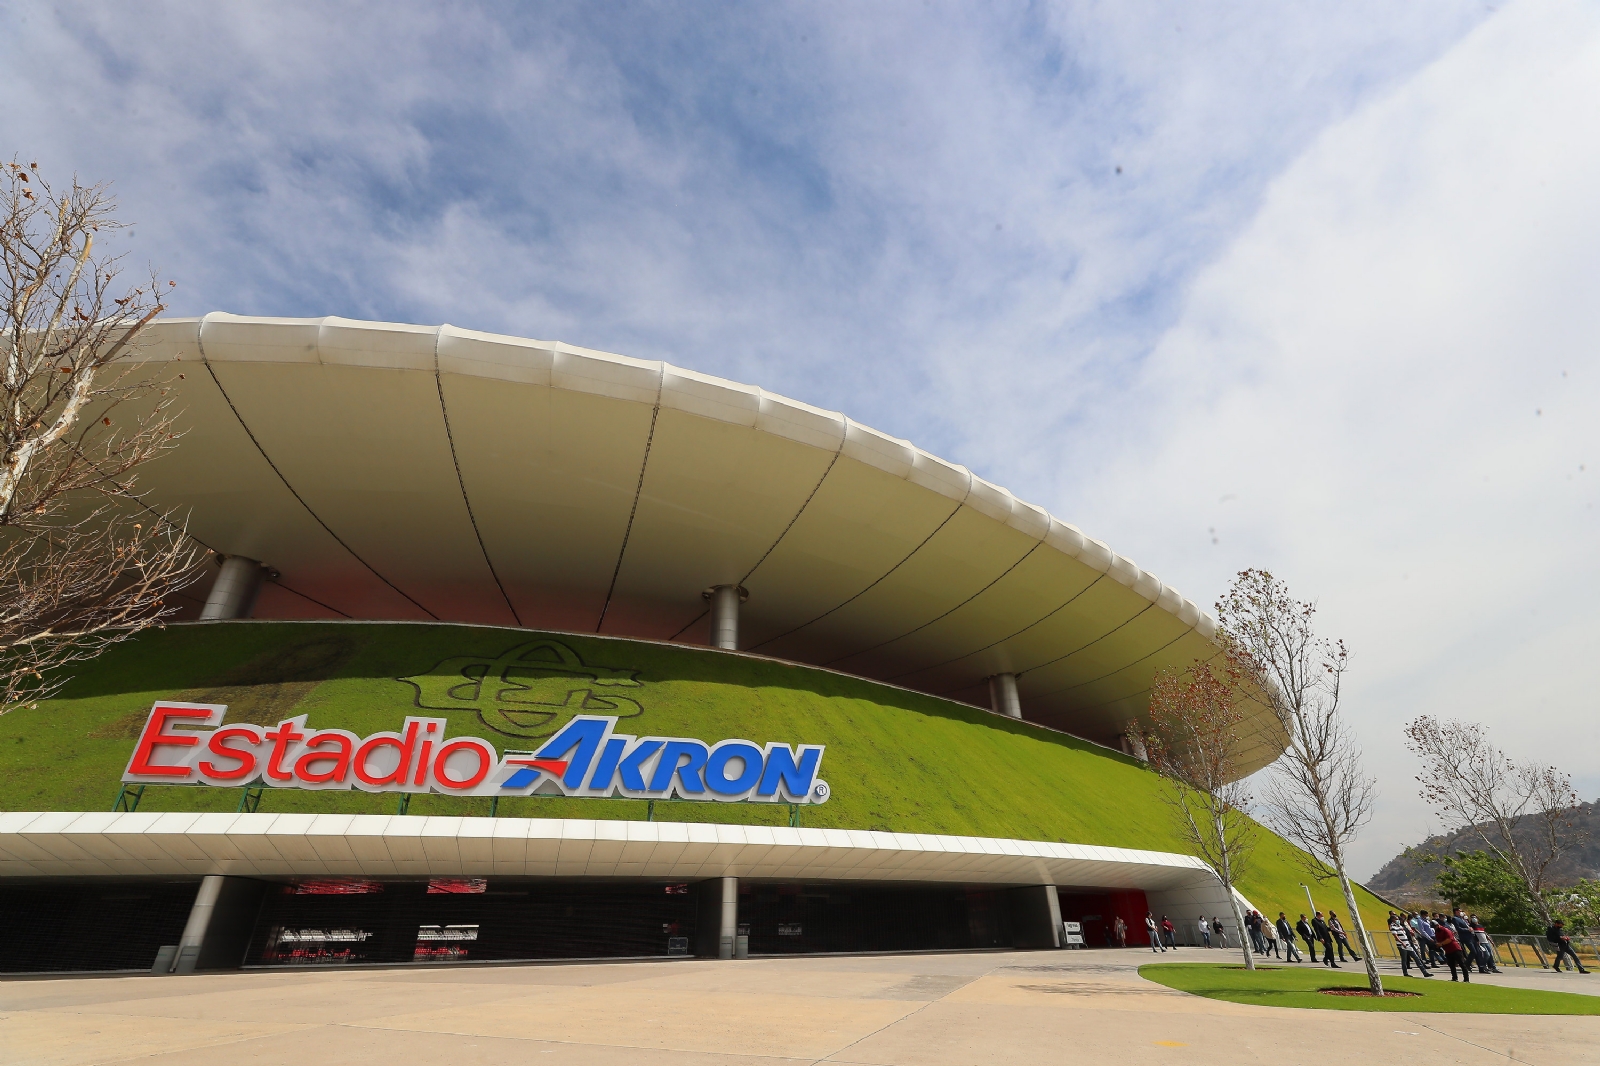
[1068,0,1600,876]
[8,0,1570,877]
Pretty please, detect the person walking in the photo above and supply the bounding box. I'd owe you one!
[1328,909,1361,962]
[1146,912,1164,953]
[1388,911,1431,977]
[1469,915,1500,974]
[1433,918,1471,982]
[1548,919,1591,973]
[1262,914,1281,958]
[1249,911,1267,955]
[1212,916,1227,949]
[1450,909,1476,968]
[1277,913,1303,962]
[1197,915,1211,948]
[1296,914,1319,964]
[1114,915,1127,948]
[1311,912,1338,968]
[1161,915,1178,949]
[1412,911,1442,967]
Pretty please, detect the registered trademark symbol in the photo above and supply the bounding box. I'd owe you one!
[811,780,829,802]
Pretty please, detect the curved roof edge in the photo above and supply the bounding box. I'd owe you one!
[139,312,1219,642]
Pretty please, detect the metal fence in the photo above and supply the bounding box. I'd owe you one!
[1145,921,1599,969]
[1377,931,1600,969]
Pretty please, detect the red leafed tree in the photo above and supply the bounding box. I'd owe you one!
[1144,656,1260,971]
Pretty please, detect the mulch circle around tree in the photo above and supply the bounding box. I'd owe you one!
[1319,988,1421,998]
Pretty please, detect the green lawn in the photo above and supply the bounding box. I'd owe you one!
[1141,962,1600,1015]
[0,619,1395,933]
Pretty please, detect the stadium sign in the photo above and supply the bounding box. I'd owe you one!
[122,704,830,805]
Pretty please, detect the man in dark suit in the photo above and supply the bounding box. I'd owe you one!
[1295,914,1319,964]
[1310,912,1339,968]
[1276,912,1303,962]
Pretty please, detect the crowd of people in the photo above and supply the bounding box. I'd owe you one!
[1134,905,1593,981]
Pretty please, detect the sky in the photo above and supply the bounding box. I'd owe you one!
[4,0,1597,879]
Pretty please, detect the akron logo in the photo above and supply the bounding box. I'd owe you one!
[398,640,644,741]
[121,707,829,806]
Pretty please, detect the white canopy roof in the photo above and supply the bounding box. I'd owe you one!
[127,315,1281,771]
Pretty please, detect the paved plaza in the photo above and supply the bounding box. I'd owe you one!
[4,949,1598,1066]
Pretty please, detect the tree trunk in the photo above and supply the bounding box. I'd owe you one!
[1224,878,1255,971]
[1214,810,1255,972]
[1336,871,1383,996]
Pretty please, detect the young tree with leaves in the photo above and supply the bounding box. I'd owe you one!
[1404,716,1584,929]
[1430,850,1544,934]
[1143,657,1260,971]
[1217,569,1384,996]
[1,160,201,713]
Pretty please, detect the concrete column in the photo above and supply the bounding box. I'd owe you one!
[166,876,268,973]
[719,875,739,959]
[173,875,224,973]
[988,673,1022,719]
[1007,885,1063,948]
[705,585,746,651]
[200,556,266,620]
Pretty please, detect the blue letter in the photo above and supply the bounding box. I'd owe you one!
[536,716,612,790]
[704,742,764,797]
[649,740,708,795]
[758,745,822,800]
[585,736,627,793]
[618,739,664,792]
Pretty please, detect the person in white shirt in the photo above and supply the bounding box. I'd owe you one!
[1197,915,1211,948]
[1389,911,1431,977]
[1146,912,1165,952]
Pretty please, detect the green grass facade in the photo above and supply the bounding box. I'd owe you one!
[0,620,1391,933]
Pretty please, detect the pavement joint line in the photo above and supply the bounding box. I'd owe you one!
[804,963,994,1065]
[328,1021,822,1062]
[1409,1017,1539,1066]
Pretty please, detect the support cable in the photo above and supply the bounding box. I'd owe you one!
[748,491,969,652]
[595,379,663,633]
[884,573,1107,682]
[667,417,849,644]
[198,326,437,619]
[823,540,1041,667]
[434,326,522,626]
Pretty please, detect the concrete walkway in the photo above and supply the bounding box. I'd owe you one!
[3,948,1596,1066]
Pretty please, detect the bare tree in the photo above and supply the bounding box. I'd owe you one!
[1217,569,1384,996]
[1404,716,1584,928]
[1,160,202,713]
[1143,657,1260,971]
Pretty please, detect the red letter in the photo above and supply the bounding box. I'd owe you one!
[433,740,492,789]
[126,706,215,779]
[294,732,354,785]
[199,726,262,781]
[354,721,420,788]
[263,719,307,782]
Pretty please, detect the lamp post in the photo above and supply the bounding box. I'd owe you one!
[1299,883,1316,915]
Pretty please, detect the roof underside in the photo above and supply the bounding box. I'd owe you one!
[127,315,1284,774]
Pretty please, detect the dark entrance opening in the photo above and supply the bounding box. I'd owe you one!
[0,880,199,973]
[243,878,699,966]
[738,883,1012,954]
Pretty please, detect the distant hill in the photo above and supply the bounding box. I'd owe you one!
[1367,801,1600,907]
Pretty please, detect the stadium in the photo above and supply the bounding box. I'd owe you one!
[0,315,1381,974]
